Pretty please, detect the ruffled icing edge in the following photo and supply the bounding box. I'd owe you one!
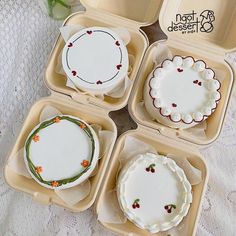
[148,56,222,125]
[117,153,193,233]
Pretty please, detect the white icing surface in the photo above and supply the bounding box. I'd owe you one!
[24,116,100,189]
[117,153,192,233]
[144,56,221,128]
[62,27,129,94]
[30,120,91,180]
[153,65,210,114]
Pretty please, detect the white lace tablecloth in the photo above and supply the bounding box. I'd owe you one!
[0,1,236,235]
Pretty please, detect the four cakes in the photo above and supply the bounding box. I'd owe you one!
[24,29,219,232]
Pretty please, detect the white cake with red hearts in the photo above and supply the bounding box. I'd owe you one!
[144,56,221,129]
[117,153,192,233]
[62,27,129,95]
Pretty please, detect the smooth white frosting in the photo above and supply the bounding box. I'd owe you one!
[61,27,129,95]
[117,153,192,233]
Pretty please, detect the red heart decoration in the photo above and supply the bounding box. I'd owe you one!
[115,41,120,46]
[177,68,183,72]
[172,103,177,108]
[87,31,92,35]
[193,80,198,84]
[68,42,73,47]
[117,64,122,70]
[96,80,103,85]
[198,82,202,86]
[72,70,77,76]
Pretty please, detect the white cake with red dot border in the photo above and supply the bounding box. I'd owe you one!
[144,56,221,129]
[117,153,192,233]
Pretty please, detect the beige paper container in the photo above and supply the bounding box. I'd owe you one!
[129,0,236,145]
[45,0,163,111]
[3,0,236,233]
[96,0,235,235]
[4,95,117,212]
[96,128,209,236]
[129,41,234,145]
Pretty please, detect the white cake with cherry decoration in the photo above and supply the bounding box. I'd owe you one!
[117,153,192,233]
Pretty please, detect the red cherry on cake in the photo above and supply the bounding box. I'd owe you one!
[198,82,202,86]
[164,204,176,213]
[193,80,198,84]
[172,103,177,108]
[87,30,92,34]
[177,68,183,72]
[146,164,156,173]
[132,199,140,209]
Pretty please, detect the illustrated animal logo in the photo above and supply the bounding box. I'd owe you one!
[200,10,215,33]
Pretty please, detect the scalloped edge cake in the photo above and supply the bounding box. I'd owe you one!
[144,56,221,129]
[117,153,192,233]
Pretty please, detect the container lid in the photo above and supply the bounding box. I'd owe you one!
[62,27,129,95]
[24,115,100,190]
[159,0,236,52]
[80,0,163,27]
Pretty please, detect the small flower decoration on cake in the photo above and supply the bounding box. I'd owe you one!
[33,134,40,142]
[81,160,89,168]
